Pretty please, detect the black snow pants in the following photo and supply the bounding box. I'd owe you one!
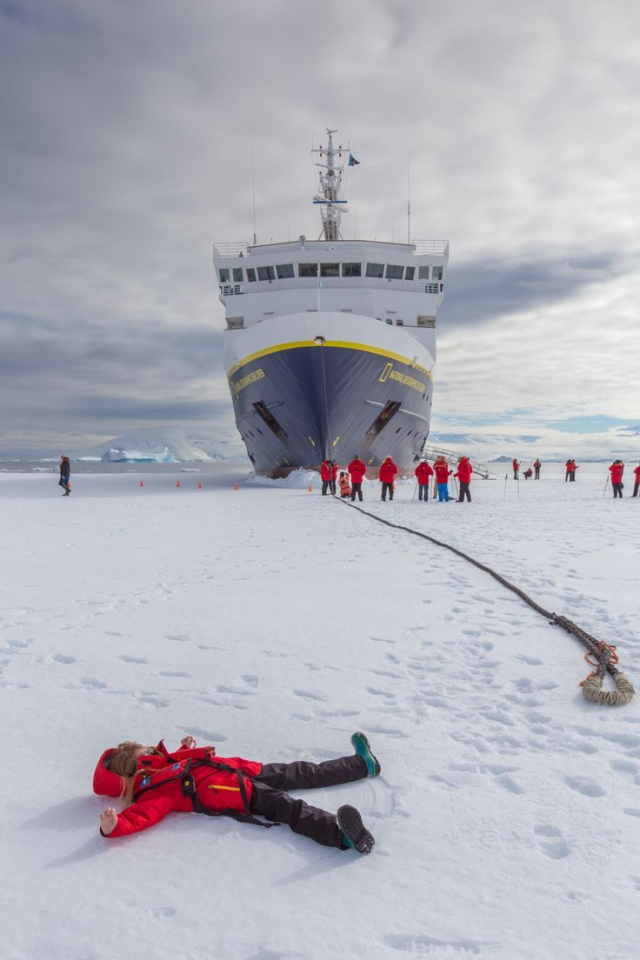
[534,468,540,479]
[633,481,639,498]
[458,482,471,502]
[613,482,623,498]
[250,754,368,848]
[381,482,394,501]
[350,483,363,502]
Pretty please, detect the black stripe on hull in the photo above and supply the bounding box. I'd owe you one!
[228,345,433,477]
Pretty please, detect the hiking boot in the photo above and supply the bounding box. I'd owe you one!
[351,731,380,777]
[338,804,375,855]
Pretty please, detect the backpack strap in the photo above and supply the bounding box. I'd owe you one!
[181,760,277,829]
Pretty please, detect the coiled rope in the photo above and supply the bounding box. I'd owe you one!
[339,499,634,706]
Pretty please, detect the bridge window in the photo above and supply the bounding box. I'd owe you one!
[432,266,443,281]
[385,265,404,279]
[219,268,230,283]
[299,263,318,277]
[396,319,404,325]
[342,262,362,277]
[257,266,275,281]
[247,268,257,282]
[404,266,415,280]
[418,266,429,280]
[276,263,295,279]
[233,268,244,282]
[320,262,339,277]
[366,262,384,278]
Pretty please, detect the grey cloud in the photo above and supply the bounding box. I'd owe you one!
[2,0,640,455]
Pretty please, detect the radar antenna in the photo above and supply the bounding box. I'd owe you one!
[311,128,349,241]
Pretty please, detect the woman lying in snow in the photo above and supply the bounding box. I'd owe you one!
[94,732,379,854]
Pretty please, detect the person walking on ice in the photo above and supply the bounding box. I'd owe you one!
[348,454,366,502]
[414,459,433,501]
[94,732,379,854]
[434,456,451,501]
[379,455,398,501]
[59,455,71,496]
[534,459,541,479]
[565,459,579,482]
[454,456,472,502]
[320,459,338,496]
[632,461,640,498]
[609,460,624,498]
[512,458,519,480]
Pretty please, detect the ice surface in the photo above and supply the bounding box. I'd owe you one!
[1,467,639,960]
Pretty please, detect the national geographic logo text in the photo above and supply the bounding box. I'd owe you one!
[234,368,265,396]
[379,362,427,394]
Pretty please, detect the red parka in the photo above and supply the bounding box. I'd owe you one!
[609,462,624,484]
[415,462,434,485]
[331,462,339,480]
[348,458,367,483]
[513,459,519,470]
[320,461,332,481]
[455,458,472,483]
[93,741,262,839]
[434,461,450,483]
[378,457,398,484]
[634,465,640,482]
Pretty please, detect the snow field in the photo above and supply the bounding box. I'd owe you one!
[1,469,639,960]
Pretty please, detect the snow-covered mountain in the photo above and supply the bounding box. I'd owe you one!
[75,427,245,463]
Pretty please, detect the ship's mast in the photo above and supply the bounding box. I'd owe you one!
[312,128,348,241]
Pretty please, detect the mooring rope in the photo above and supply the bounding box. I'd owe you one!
[338,498,634,706]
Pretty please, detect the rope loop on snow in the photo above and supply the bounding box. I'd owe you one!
[338,498,634,707]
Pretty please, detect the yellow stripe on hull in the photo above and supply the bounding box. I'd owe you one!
[227,339,434,383]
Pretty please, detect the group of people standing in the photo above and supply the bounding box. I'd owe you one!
[322,454,640,503]
[321,454,474,504]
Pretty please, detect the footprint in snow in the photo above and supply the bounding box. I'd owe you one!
[52,653,76,664]
[81,676,107,689]
[564,775,606,798]
[293,689,329,702]
[534,824,571,860]
[118,654,147,664]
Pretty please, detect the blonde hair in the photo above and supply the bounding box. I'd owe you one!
[108,741,159,807]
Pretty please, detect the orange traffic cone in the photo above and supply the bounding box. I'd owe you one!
[197,481,202,489]
[176,480,180,488]
[233,483,240,491]
[308,486,313,493]
[139,480,144,487]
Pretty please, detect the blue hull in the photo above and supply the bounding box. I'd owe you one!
[228,343,433,476]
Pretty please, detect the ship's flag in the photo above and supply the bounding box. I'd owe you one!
[348,154,360,166]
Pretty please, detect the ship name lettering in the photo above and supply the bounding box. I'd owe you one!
[388,370,426,393]
[234,368,265,395]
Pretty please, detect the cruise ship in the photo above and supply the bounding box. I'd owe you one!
[213,130,449,477]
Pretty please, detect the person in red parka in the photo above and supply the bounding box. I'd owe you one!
[414,459,434,502]
[454,456,473,502]
[609,460,624,498]
[348,455,366,501]
[534,459,541,479]
[512,458,519,480]
[434,456,451,501]
[633,462,640,498]
[320,459,338,496]
[378,456,398,501]
[95,732,380,854]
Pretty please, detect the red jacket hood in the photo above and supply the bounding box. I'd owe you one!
[93,748,124,797]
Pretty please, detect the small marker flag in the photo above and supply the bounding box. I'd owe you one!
[348,154,360,166]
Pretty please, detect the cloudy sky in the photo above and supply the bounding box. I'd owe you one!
[2,0,639,461]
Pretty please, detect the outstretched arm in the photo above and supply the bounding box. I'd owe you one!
[100,807,118,836]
